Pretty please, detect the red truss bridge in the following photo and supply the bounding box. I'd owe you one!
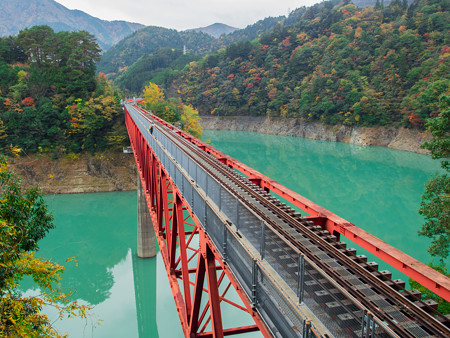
[124,102,450,338]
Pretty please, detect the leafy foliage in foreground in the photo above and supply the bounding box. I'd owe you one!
[0,26,126,155]
[0,156,90,336]
[167,0,449,127]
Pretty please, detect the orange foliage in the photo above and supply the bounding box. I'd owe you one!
[21,97,34,107]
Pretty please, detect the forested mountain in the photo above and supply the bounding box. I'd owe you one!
[104,15,297,92]
[217,16,286,45]
[187,23,238,38]
[0,0,144,50]
[164,0,449,128]
[97,27,217,76]
[0,26,125,155]
[114,48,201,94]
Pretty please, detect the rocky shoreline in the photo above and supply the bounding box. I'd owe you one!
[200,116,431,155]
[8,152,137,195]
[8,118,430,195]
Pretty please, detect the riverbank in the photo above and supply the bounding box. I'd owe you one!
[8,117,431,194]
[8,152,137,194]
[200,116,431,154]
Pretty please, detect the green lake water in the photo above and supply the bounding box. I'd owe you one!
[21,129,444,337]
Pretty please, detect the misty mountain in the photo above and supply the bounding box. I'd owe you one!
[186,23,238,38]
[0,0,144,50]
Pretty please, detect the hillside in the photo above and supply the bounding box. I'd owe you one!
[0,0,144,50]
[97,26,217,76]
[165,0,449,129]
[0,26,126,155]
[114,48,201,94]
[104,15,298,90]
[187,23,238,38]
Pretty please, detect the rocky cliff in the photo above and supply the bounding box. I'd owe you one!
[8,152,137,194]
[200,116,431,154]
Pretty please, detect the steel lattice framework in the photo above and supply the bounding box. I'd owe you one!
[126,108,273,337]
[125,102,450,338]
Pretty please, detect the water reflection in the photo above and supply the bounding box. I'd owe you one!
[132,249,157,337]
[21,191,182,337]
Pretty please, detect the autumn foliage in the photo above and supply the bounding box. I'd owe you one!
[0,26,125,154]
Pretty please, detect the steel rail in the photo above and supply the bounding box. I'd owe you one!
[132,105,450,337]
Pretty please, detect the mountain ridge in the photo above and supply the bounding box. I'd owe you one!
[0,0,145,50]
[186,23,238,38]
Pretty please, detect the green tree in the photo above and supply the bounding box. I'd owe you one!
[418,94,450,263]
[0,156,90,336]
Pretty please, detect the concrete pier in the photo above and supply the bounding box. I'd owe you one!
[137,174,157,258]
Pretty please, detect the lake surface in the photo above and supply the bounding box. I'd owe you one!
[22,129,444,337]
[22,191,183,338]
[203,130,445,269]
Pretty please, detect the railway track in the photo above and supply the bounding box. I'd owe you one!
[130,104,450,337]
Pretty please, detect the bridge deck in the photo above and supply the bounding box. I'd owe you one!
[125,103,450,338]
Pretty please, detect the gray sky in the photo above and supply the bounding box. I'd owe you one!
[55,0,320,31]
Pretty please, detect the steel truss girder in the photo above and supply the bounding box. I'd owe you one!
[138,106,450,302]
[125,111,270,338]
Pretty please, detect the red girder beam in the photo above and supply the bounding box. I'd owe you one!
[203,235,224,337]
[125,107,272,337]
[197,325,260,337]
[142,106,450,301]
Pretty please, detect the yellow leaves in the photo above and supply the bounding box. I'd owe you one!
[280,104,289,120]
[142,82,165,106]
[17,70,28,82]
[181,104,202,139]
[0,250,92,336]
[10,145,22,158]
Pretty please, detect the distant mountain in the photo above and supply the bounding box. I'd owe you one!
[217,16,285,46]
[187,23,238,38]
[0,0,144,50]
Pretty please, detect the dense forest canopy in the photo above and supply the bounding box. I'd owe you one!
[158,0,449,128]
[0,26,126,155]
[114,47,201,94]
[97,27,218,77]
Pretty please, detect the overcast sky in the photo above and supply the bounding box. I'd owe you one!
[55,0,321,31]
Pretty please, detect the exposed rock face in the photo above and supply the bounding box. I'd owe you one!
[8,152,137,194]
[200,116,431,154]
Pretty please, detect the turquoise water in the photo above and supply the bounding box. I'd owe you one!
[21,130,445,337]
[22,191,183,338]
[202,130,446,272]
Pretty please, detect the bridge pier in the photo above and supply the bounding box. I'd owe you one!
[137,173,156,258]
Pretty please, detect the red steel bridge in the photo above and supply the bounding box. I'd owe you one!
[124,102,450,338]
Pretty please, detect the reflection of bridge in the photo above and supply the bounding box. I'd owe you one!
[124,102,450,337]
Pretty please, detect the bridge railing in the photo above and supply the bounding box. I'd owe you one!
[127,105,395,337]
